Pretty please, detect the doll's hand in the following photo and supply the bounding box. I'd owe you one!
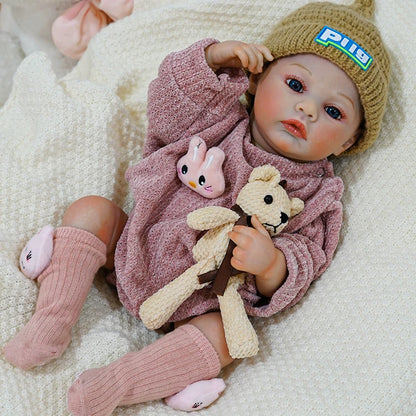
[228,215,287,297]
[205,41,273,73]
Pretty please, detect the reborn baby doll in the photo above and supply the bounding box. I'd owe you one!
[4,1,390,415]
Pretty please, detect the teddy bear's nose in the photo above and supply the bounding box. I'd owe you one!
[281,212,289,223]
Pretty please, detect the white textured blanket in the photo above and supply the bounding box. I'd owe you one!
[1,1,415,415]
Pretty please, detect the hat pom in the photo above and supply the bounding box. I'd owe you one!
[351,0,374,19]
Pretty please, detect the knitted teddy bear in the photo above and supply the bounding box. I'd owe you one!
[140,165,304,359]
[0,0,133,106]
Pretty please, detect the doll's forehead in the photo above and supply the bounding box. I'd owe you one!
[270,53,340,73]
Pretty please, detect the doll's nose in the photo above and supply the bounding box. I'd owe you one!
[295,99,318,121]
[189,181,197,188]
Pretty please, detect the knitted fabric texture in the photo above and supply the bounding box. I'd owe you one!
[1,1,414,415]
[3,227,106,370]
[139,166,304,359]
[67,324,221,416]
[262,0,390,154]
[115,39,344,324]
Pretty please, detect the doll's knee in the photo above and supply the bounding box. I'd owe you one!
[62,195,127,249]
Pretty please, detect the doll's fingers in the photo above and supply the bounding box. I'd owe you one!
[255,44,274,63]
[232,245,246,261]
[242,45,264,73]
[250,215,270,237]
[230,255,245,272]
[228,229,250,249]
[233,46,249,68]
[246,45,263,72]
[234,44,261,72]
[247,44,273,73]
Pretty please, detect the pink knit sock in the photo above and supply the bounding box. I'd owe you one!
[67,324,221,416]
[3,227,106,370]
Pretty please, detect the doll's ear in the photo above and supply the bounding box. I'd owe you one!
[333,136,357,156]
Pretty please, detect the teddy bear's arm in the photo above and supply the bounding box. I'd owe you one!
[187,206,239,231]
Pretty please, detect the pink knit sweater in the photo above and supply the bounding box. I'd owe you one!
[114,39,344,322]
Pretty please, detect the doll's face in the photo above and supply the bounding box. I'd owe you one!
[249,54,363,161]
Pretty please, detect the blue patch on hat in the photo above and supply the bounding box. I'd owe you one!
[315,26,373,71]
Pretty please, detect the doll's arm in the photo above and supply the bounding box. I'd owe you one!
[204,41,273,74]
[242,198,343,317]
[144,39,249,155]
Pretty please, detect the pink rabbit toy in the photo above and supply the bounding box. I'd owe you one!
[177,136,226,199]
[52,0,134,60]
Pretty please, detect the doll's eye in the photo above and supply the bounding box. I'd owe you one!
[325,106,342,120]
[287,78,303,93]
[181,165,188,175]
[198,175,206,186]
[280,212,289,223]
[26,250,32,261]
[264,195,273,205]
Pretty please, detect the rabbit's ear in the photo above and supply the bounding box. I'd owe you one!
[187,136,208,163]
[201,147,225,171]
[177,137,207,179]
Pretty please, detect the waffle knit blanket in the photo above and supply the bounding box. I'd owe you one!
[0,1,415,414]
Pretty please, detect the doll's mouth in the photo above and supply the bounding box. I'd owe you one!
[281,119,307,140]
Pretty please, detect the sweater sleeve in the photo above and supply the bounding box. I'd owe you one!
[242,176,344,318]
[143,38,249,156]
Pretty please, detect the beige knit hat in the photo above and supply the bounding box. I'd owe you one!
[262,0,390,155]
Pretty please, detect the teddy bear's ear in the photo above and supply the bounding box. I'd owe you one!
[290,198,304,217]
[248,165,280,184]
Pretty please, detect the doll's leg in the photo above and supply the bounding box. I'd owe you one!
[67,313,232,416]
[3,196,127,370]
